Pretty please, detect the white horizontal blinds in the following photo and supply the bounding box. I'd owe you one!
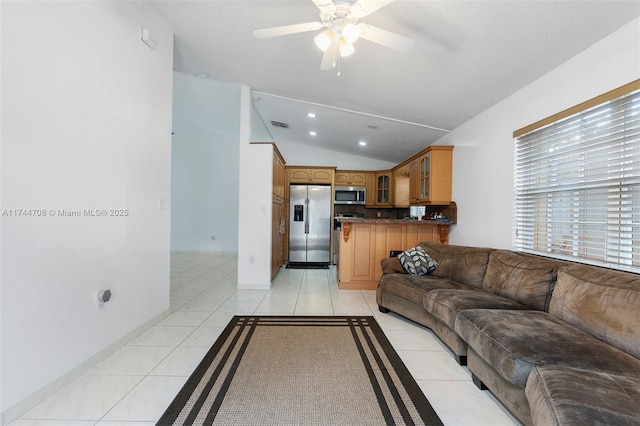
[514,86,640,271]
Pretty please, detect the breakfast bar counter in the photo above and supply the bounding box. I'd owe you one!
[336,218,451,290]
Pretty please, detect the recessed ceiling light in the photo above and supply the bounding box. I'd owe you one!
[309,131,317,136]
[308,112,316,118]
[359,141,367,146]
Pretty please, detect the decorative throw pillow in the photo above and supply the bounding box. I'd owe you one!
[397,245,438,276]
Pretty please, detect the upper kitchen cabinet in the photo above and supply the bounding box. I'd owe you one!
[365,173,376,206]
[272,148,286,203]
[335,170,367,186]
[366,171,393,207]
[392,166,411,208]
[409,146,453,205]
[287,166,335,184]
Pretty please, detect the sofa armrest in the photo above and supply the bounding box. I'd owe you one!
[381,257,406,275]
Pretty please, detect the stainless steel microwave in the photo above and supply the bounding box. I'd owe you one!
[334,186,366,205]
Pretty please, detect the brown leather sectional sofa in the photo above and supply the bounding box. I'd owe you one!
[377,241,640,425]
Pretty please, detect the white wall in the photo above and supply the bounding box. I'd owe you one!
[251,102,273,142]
[275,138,396,170]
[0,1,3,417]
[238,87,273,289]
[440,17,640,249]
[0,0,173,417]
[171,73,240,252]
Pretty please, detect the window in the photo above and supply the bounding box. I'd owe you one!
[514,80,640,272]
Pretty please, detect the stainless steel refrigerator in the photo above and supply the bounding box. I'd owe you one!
[289,184,331,264]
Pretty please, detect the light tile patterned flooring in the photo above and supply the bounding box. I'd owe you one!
[12,252,518,426]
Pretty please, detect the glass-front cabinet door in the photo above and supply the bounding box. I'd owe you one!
[409,145,453,205]
[420,152,430,200]
[376,173,392,205]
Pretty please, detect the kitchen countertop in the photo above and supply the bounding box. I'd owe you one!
[335,217,453,224]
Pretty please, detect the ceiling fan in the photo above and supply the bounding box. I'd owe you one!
[253,0,414,71]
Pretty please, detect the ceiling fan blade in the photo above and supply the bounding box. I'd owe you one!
[357,23,414,52]
[312,0,336,13]
[253,22,323,39]
[320,41,339,70]
[350,0,395,18]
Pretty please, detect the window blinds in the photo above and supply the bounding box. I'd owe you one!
[514,86,640,271]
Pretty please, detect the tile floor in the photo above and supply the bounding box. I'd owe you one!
[11,252,519,426]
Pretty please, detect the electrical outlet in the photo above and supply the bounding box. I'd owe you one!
[249,255,255,264]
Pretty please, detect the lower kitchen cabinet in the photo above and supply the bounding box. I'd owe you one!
[271,201,285,279]
[337,220,449,289]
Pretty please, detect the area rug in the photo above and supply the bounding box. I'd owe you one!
[157,316,443,425]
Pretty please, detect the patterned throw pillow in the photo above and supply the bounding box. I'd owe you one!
[397,245,438,276]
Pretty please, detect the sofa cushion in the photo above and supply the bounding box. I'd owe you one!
[481,250,565,311]
[455,309,640,388]
[398,245,438,276]
[378,274,478,307]
[418,242,492,288]
[423,289,529,329]
[526,366,640,426]
[550,265,640,359]
[380,256,407,275]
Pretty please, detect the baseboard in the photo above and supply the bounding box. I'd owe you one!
[170,250,237,255]
[1,308,171,425]
[237,282,271,290]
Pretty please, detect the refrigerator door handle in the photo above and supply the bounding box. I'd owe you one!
[304,197,310,234]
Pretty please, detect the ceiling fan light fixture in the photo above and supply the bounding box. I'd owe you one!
[314,29,333,51]
[339,40,355,57]
[342,23,360,43]
[253,0,414,72]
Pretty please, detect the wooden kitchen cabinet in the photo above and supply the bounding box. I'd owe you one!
[272,149,285,203]
[335,170,367,186]
[365,173,376,205]
[409,160,421,202]
[338,222,377,285]
[393,168,411,207]
[271,201,286,279]
[409,146,453,205]
[338,220,448,289]
[287,167,334,184]
[255,143,287,280]
[284,168,290,203]
[376,172,392,205]
[366,171,393,207]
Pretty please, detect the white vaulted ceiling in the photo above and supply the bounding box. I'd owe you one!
[151,0,640,163]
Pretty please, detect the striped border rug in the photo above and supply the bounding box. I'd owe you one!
[157,316,443,425]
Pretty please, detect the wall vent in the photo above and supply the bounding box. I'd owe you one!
[271,121,289,129]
